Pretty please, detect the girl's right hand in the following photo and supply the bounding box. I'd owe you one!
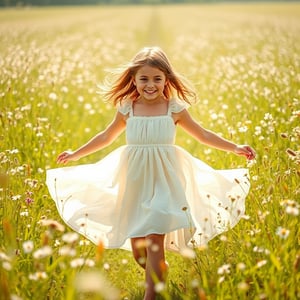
[57,151,79,164]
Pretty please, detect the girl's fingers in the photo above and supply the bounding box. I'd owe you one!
[244,146,256,160]
[57,152,71,164]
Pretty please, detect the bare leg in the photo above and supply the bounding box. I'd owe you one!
[144,234,168,300]
[131,237,147,269]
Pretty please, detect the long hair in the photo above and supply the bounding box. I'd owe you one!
[101,47,197,106]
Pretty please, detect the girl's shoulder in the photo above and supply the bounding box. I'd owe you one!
[169,98,190,113]
[117,98,133,115]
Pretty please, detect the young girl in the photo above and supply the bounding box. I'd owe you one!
[46,46,255,300]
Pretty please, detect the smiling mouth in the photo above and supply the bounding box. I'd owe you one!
[144,90,157,95]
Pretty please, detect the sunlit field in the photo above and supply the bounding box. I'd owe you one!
[0,3,300,299]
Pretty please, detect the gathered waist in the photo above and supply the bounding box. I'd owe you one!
[127,143,174,148]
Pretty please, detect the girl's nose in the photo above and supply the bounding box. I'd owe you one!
[146,81,154,87]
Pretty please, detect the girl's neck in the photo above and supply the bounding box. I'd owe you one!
[133,97,169,116]
[136,96,167,105]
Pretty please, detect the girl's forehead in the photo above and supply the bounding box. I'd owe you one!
[135,65,165,76]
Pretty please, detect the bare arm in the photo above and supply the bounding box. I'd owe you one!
[174,109,256,160]
[57,111,126,164]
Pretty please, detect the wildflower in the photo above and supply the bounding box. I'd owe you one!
[74,271,119,299]
[218,276,225,283]
[62,232,79,243]
[219,235,227,242]
[103,262,110,270]
[61,86,69,93]
[29,271,47,281]
[20,211,29,217]
[70,258,85,268]
[180,247,196,259]
[122,259,128,265]
[0,252,11,262]
[191,278,199,288]
[236,262,246,271]
[247,158,257,168]
[264,113,273,121]
[10,294,23,300]
[238,125,248,133]
[10,149,19,154]
[254,126,262,135]
[79,239,90,246]
[48,92,57,100]
[280,199,299,216]
[25,197,34,205]
[39,219,65,232]
[237,281,249,291]
[2,261,12,271]
[59,246,76,257]
[11,195,22,201]
[85,259,95,267]
[23,240,34,253]
[33,246,52,259]
[286,205,299,216]
[217,264,231,275]
[253,246,270,255]
[256,260,267,268]
[276,227,290,239]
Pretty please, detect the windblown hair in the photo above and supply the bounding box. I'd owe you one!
[101,47,197,106]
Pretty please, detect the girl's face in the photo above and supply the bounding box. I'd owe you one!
[133,65,167,102]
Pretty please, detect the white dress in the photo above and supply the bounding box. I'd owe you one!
[46,99,250,252]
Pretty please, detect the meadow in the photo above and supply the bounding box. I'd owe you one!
[0,2,300,299]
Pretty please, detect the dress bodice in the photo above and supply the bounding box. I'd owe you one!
[126,116,176,145]
[118,98,189,146]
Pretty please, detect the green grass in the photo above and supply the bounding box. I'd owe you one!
[1,3,300,299]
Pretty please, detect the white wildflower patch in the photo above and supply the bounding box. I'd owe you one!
[59,246,76,257]
[48,92,57,101]
[62,232,79,243]
[275,227,290,239]
[2,261,12,271]
[23,240,34,254]
[237,281,249,291]
[29,271,48,281]
[280,199,299,216]
[256,260,267,268]
[70,258,85,268]
[33,246,52,259]
[74,271,119,299]
[217,264,231,275]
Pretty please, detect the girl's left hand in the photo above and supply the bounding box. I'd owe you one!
[234,145,256,160]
